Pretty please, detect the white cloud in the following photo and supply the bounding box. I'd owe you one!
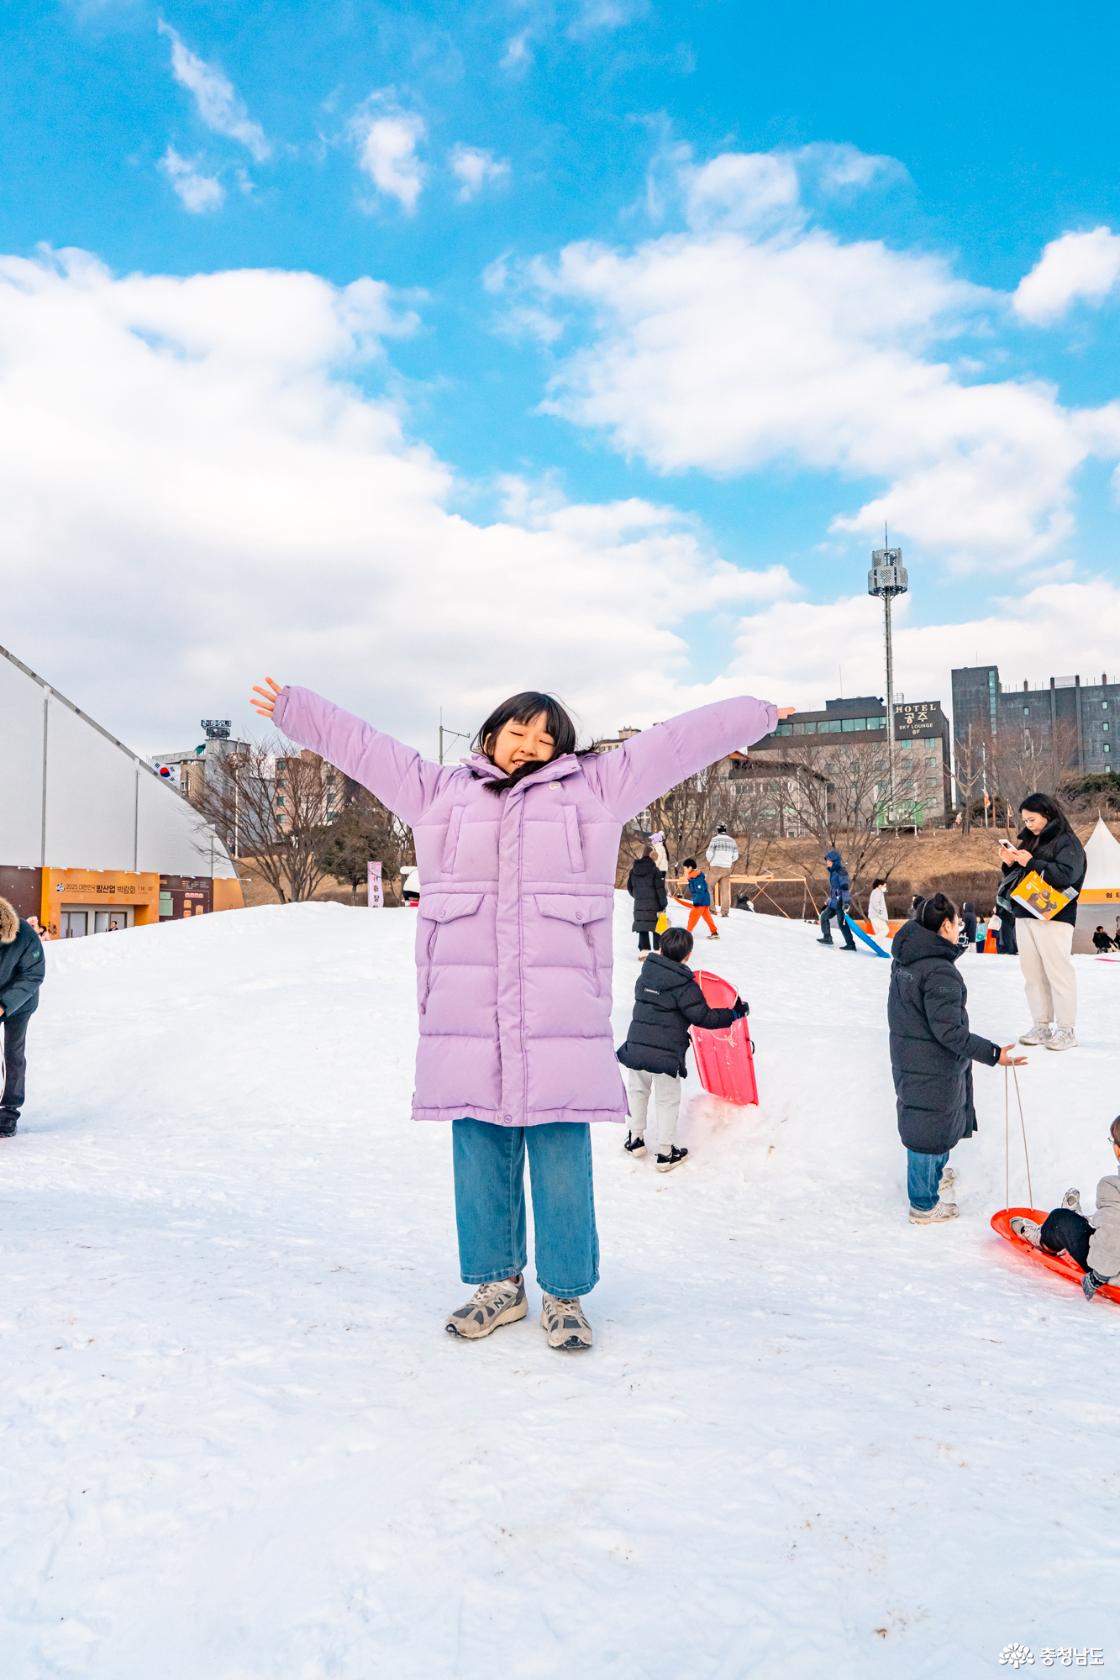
[682,151,802,235]
[500,31,533,72]
[158,146,225,214]
[645,139,906,235]
[351,97,427,214]
[796,141,906,195]
[1014,227,1120,325]
[724,582,1120,719]
[450,145,511,203]
[515,146,1120,567]
[499,0,644,63]
[157,22,271,163]
[0,248,808,753]
[571,0,647,29]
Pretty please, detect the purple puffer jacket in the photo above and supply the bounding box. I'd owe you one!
[274,687,777,1126]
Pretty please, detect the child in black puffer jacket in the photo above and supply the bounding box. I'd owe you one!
[616,926,746,1172]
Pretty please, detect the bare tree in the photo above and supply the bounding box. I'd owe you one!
[316,788,412,901]
[188,741,334,903]
[985,718,1081,825]
[771,738,908,898]
[952,726,991,834]
[629,761,777,881]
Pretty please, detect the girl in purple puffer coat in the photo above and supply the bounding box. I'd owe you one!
[252,675,781,1351]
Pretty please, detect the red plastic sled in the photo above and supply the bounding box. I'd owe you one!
[990,1208,1120,1304]
[689,969,759,1106]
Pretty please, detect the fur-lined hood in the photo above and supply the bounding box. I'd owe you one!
[0,897,21,945]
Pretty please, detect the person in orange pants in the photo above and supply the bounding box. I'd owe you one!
[681,859,719,940]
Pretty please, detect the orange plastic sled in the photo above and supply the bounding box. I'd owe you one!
[990,1208,1120,1304]
[689,969,759,1107]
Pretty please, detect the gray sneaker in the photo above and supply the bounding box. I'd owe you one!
[540,1293,593,1351]
[1010,1216,1043,1247]
[1019,1023,1053,1046]
[909,1199,959,1225]
[1062,1187,1083,1213]
[446,1275,527,1340]
[1045,1027,1077,1052]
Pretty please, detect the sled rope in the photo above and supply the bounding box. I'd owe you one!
[1003,1065,1034,1210]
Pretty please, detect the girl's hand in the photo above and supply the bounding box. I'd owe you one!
[776,706,797,720]
[250,677,283,718]
[998,1045,1028,1067]
[1000,844,1031,867]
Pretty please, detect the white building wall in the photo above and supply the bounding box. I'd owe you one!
[137,770,237,878]
[0,647,237,879]
[0,648,46,865]
[44,699,138,870]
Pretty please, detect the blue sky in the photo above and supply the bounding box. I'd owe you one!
[2,0,1120,748]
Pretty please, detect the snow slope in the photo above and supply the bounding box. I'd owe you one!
[2,901,1118,1680]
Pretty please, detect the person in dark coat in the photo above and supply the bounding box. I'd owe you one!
[616,926,747,1171]
[1093,927,1117,953]
[887,892,1023,1224]
[959,901,977,953]
[0,897,47,1137]
[817,849,856,949]
[997,792,1086,1051]
[627,844,668,956]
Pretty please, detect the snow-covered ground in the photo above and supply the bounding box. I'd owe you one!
[3,900,1118,1680]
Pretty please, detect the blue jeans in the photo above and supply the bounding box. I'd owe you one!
[907,1149,949,1212]
[452,1119,599,1297]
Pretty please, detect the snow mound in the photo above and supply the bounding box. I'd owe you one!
[4,898,1118,1678]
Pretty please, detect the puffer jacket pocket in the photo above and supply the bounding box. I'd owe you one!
[441,806,466,873]
[535,894,611,994]
[561,805,586,873]
[417,892,483,1013]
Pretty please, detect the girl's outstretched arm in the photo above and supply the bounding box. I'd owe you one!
[253,679,452,826]
[584,696,783,823]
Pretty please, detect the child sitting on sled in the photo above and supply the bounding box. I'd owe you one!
[1012,1117,1120,1299]
[616,926,747,1173]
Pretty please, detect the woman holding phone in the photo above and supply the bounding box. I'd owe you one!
[998,794,1086,1052]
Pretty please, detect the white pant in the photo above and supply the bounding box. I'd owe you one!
[870,918,890,942]
[626,1068,682,1150]
[1016,919,1077,1030]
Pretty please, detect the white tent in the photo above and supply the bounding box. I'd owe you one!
[1074,815,1120,954]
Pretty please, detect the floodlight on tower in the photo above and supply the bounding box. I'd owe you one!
[867,535,909,822]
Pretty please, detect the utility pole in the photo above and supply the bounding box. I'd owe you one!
[438,708,472,765]
[867,534,909,824]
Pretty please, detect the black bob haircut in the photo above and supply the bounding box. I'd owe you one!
[659,927,694,964]
[473,691,580,796]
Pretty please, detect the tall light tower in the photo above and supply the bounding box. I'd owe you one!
[867,542,909,820]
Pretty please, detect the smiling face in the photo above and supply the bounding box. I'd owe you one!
[488,711,556,776]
